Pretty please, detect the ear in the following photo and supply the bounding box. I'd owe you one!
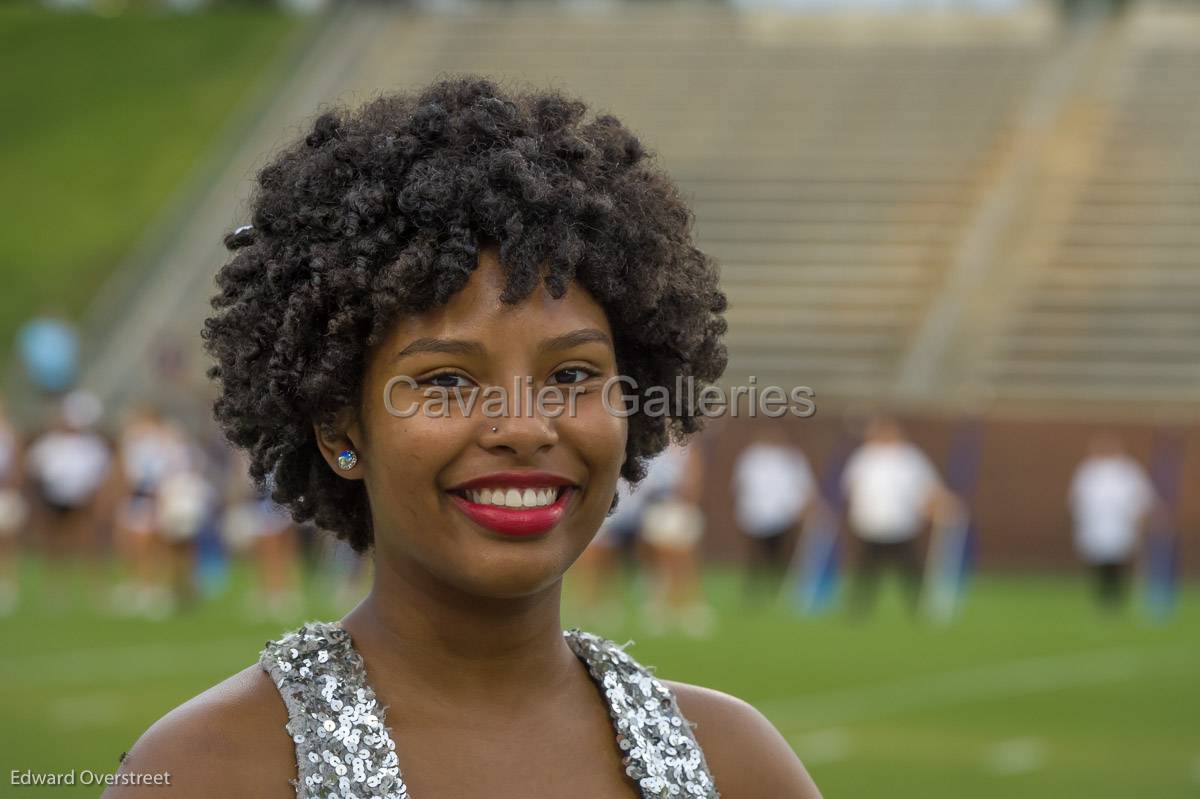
[312,408,363,479]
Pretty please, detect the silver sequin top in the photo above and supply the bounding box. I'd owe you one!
[259,620,720,798]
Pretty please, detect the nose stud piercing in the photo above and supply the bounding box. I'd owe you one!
[491,426,498,433]
[336,449,358,471]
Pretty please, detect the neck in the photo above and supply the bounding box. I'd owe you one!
[340,550,580,708]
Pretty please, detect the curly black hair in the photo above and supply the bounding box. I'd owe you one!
[202,75,727,553]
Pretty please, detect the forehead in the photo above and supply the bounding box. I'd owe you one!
[379,246,612,350]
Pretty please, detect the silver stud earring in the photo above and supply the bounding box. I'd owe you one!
[336,449,358,471]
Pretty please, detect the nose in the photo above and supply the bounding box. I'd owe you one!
[480,408,558,458]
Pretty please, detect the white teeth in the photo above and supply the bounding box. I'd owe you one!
[464,487,561,508]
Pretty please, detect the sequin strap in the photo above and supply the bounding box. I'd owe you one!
[259,621,409,799]
[259,622,718,799]
[563,628,720,798]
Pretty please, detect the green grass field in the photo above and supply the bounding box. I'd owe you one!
[1,559,1196,797]
[0,5,301,372]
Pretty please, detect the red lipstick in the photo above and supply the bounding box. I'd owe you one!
[446,471,578,538]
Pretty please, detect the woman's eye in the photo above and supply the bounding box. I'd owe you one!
[550,367,596,385]
[424,372,473,389]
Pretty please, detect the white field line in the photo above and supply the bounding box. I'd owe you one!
[793,728,854,766]
[982,737,1047,776]
[1,637,265,684]
[50,693,128,730]
[763,645,1197,731]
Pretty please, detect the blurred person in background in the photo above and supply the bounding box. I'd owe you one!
[0,394,29,614]
[222,449,302,622]
[732,419,821,604]
[1069,432,1159,612]
[24,389,115,609]
[111,405,191,618]
[640,439,713,637]
[571,475,645,626]
[311,526,372,613]
[840,413,958,618]
[155,429,215,615]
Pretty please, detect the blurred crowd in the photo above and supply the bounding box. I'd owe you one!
[0,387,368,622]
[0,379,1171,630]
[571,410,1169,637]
[0,373,1170,631]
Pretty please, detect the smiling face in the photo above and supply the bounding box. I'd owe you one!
[316,245,629,599]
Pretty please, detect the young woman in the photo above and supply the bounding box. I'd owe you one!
[108,76,820,798]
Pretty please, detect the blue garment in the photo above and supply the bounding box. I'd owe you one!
[17,317,79,392]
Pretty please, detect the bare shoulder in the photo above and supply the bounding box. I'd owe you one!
[665,680,823,799]
[101,663,295,798]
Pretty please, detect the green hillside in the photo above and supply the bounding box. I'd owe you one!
[0,5,302,375]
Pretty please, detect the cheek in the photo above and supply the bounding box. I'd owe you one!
[562,390,628,488]
[364,416,463,508]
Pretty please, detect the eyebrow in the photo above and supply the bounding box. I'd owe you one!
[538,328,613,355]
[393,337,485,361]
[392,328,613,363]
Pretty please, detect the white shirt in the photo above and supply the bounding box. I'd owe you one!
[597,445,687,537]
[841,441,939,542]
[733,443,815,536]
[605,478,644,530]
[158,445,212,542]
[27,430,112,506]
[1069,455,1154,564]
[640,443,688,498]
[121,426,189,493]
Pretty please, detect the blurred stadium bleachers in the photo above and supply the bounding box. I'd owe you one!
[17,0,1196,573]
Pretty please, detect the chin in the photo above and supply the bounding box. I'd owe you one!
[450,547,576,600]
[456,572,565,601]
